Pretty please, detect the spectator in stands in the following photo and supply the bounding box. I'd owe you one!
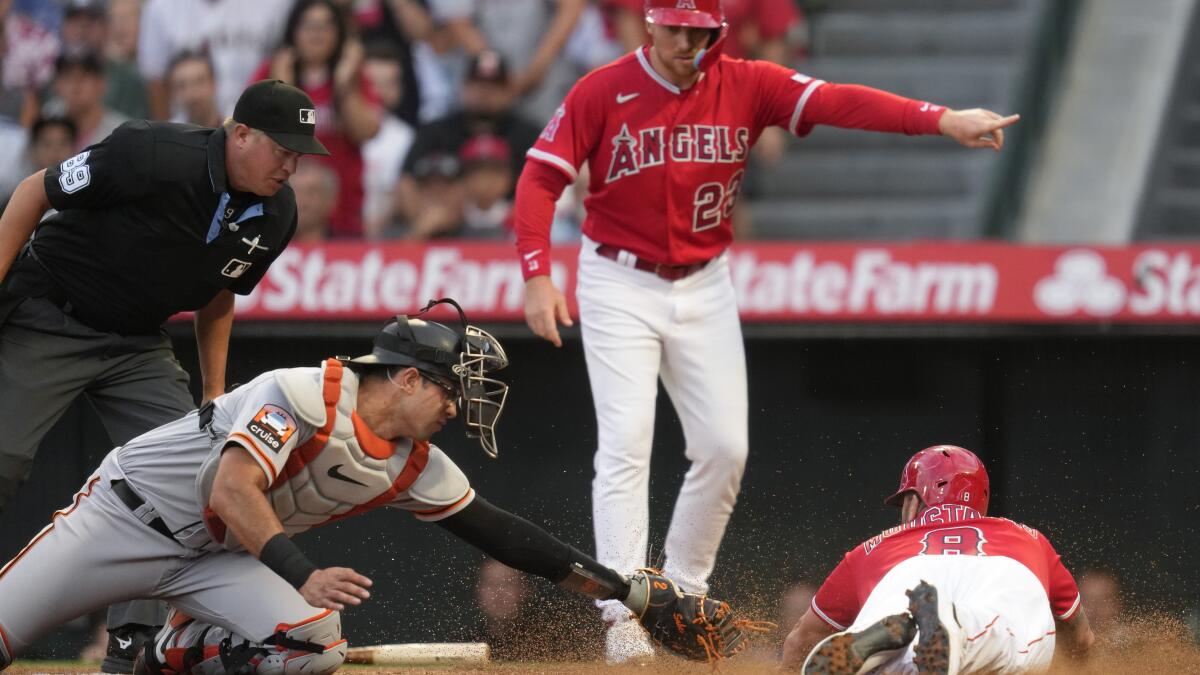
[430,0,586,122]
[167,50,221,128]
[459,134,513,240]
[361,41,415,239]
[24,114,76,172]
[59,0,147,119]
[352,0,433,127]
[104,0,139,64]
[291,158,339,242]
[256,0,383,238]
[1,0,59,126]
[473,558,602,661]
[138,0,291,118]
[1079,569,1134,648]
[779,581,818,636]
[47,47,128,151]
[399,150,462,240]
[0,115,75,208]
[399,50,539,220]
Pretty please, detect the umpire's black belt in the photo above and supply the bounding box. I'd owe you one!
[110,479,175,541]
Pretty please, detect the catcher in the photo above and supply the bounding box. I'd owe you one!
[0,299,762,674]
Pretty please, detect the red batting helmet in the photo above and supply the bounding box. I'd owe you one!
[884,445,990,515]
[644,0,725,29]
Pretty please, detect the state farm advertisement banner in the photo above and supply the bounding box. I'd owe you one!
[230,242,1200,323]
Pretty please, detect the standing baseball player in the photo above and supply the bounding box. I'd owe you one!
[0,300,756,674]
[514,0,1020,661]
[781,445,1095,674]
[0,79,327,672]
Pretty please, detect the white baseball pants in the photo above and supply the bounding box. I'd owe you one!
[576,238,748,622]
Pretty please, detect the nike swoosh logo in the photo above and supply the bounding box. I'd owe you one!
[616,92,639,104]
[327,464,368,487]
[116,636,132,650]
[523,249,543,261]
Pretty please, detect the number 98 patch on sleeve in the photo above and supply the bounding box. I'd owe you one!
[247,404,297,452]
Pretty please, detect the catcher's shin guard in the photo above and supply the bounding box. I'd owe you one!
[908,581,963,675]
[802,614,915,675]
[135,609,346,675]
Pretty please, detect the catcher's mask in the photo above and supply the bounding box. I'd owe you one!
[343,298,509,458]
[884,445,990,515]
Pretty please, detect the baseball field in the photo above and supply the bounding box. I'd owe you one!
[7,616,1200,674]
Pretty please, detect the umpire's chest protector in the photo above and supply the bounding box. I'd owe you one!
[201,359,468,551]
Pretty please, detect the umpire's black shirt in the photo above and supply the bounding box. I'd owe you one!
[32,120,296,334]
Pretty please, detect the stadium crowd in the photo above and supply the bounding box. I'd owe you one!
[0,0,808,241]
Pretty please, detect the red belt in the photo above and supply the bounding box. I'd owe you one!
[594,244,713,281]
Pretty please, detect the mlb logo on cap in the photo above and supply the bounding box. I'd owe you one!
[299,109,316,125]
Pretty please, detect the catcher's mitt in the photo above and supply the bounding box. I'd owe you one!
[625,569,774,662]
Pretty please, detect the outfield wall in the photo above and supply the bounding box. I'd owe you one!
[2,325,1196,654]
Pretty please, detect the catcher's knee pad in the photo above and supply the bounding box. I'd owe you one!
[145,609,345,675]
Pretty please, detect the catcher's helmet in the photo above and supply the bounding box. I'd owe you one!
[344,298,509,458]
[644,0,728,70]
[884,445,990,515]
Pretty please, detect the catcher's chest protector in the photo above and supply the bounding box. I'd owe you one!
[203,360,443,551]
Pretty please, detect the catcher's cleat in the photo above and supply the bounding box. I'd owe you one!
[802,613,916,675]
[907,581,963,675]
[103,624,161,674]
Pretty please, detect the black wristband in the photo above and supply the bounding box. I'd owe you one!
[259,533,319,589]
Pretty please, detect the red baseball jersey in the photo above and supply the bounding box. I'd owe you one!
[811,504,1082,631]
[518,47,943,275]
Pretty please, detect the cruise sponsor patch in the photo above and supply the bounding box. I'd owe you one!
[247,405,296,452]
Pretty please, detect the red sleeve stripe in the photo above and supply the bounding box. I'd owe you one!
[809,598,847,631]
[226,432,278,484]
[1056,593,1082,621]
[525,148,577,181]
[788,79,826,135]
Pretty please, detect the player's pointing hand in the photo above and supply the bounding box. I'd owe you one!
[300,567,373,611]
[938,108,1021,152]
[524,275,573,347]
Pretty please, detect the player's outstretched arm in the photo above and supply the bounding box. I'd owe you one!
[436,495,768,660]
[938,108,1021,151]
[523,275,573,347]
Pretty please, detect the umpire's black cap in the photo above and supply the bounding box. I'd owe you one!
[233,80,330,156]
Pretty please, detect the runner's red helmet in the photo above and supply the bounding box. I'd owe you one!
[884,445,990,515]
[644,0,725,29]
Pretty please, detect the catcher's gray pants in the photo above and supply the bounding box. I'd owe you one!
[0,295,194,630]
[0,462,330,668]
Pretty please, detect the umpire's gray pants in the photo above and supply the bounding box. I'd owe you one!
[0,295,194,628]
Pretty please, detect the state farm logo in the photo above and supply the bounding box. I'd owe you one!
[1033,250,1125,316]
[1034,248,1200,318]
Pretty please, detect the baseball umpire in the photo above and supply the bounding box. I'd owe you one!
[0,79,328,672]
[0,299,760,674]
[782,445,1095,674]
[515,0,1020,662]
